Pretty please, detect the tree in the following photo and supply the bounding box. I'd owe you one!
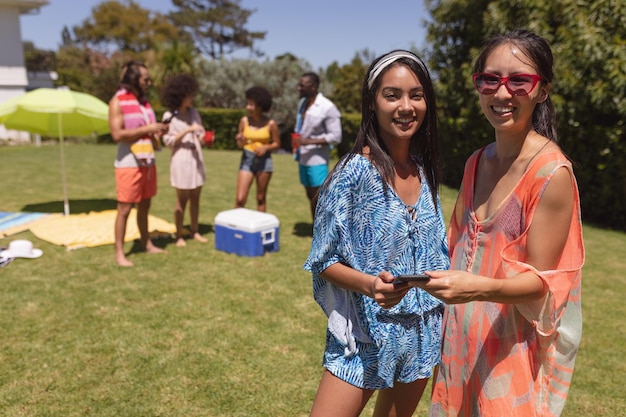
[196,55,308,125]
[327,50,373,114]
[170,0,266,59]
[23,42,56,73]
[54,46,121,102]
[192,54,310,150]
[423,0,492,187]
[64,0,197,106]
[151,39,199,85]
[72,0,181,53]
[61,27,72,47]
[424,0,626,230]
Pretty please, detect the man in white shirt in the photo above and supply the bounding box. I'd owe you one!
[295,72,342,220]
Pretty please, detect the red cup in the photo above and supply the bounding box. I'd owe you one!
[204,131,215,147]
[291,132,301,151]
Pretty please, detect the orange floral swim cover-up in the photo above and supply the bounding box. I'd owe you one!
[429,148,584,417]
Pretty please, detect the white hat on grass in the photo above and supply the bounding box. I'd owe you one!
[0,239,43,259]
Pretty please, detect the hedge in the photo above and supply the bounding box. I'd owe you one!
[102,107,623,230]
[195,108,361,156]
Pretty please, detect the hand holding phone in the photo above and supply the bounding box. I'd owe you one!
[393,274,430,284]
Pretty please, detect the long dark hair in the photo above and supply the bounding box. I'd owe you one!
[330,50,442,206]
[119,60,147,98]
[473,29,558,142]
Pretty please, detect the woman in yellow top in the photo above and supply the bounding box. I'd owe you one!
[235,86,281,212]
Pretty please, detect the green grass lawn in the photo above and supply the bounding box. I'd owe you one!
[0,144,624,416]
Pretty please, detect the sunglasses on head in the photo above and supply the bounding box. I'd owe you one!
[472,73,544,96]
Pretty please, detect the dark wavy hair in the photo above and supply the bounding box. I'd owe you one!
[245,86,273,112]
[161,73,199,110]
[119,60,147,97]
[473,29,557,142]
[330,50,442,206]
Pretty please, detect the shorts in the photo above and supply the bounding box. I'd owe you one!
[299,163,328,187]
[115,166,157,203]
[322,308,442,390]
[239,149,273,173]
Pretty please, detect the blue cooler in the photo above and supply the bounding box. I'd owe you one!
[214,208,280,257]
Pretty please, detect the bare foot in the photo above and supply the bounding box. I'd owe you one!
[116,254,133,267]
[176,237,187,247]
[145,241,166,254]
[193,233,208,243]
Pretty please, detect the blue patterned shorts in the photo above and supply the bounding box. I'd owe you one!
[322,308,443,390]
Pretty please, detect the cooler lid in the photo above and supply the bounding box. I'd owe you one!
[214,208,280,232]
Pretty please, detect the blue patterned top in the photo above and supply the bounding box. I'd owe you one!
[304,154,449,353]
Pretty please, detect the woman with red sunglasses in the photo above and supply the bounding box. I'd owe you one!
[414,30,584,416]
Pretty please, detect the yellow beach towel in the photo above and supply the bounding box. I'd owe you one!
[0,212,61,238]
[29,209,175,250]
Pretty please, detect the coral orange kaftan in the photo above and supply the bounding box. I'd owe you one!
[429,148,584,417]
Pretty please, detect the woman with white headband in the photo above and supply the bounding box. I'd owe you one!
[304,50,449,417]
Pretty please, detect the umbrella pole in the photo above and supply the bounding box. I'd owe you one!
[58,113,70,216]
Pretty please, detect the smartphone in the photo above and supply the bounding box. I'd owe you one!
[394,274,430,283]
[162,110,179,124]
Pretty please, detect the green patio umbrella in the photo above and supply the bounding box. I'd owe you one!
[0,88,110,216]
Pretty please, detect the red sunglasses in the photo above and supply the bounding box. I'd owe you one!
[472,73,544,96]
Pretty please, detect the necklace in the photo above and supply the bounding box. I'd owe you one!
[523,138,551,171]
[393,159,417,177]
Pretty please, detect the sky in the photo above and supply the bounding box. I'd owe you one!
[19,0,431,69]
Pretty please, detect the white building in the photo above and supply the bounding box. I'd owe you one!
[0,0,50,101]
[0,0,50,142]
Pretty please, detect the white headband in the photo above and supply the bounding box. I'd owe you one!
[367,51,422,89]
